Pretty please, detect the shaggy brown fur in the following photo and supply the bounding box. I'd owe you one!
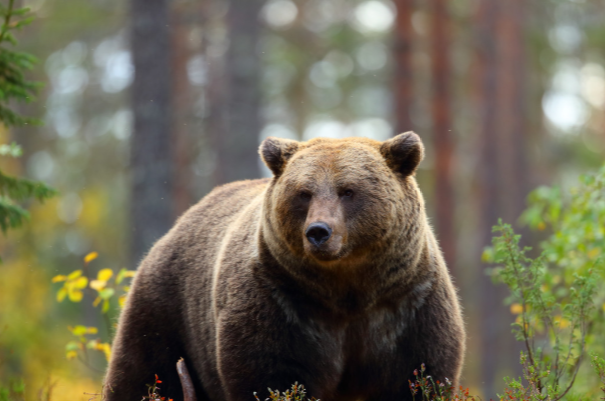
[104,132,465,401]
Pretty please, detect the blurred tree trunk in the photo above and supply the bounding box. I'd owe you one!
[475,0,527,397]
[393,0,414,134]
[430,0,456,274]
[476,3,500,397]
[129,0,173,266]
[204,1,228,190]
[497,0,528,222]
[213,0,263,185]
[474,0,500,397]
[496,0,528,386]
[171,1,195,217]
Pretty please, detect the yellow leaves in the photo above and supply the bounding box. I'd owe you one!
[51,252,137,365]
[68,325,97,336]
[118,294,127,308]
[66,326,111,362]
[481,248,494,263]
[68,270,83,280]
[554,315,571,329]
[588,248,600,260]
[90,268,113,291]
[53,270,88,303]
[66,350,78,360]
[116,268,135,285]
[89,280,104,291]
[51,274,67,283]
[510,303,524,315]
[90,268,118,313]
[52,252,136,314]
[87,340,112,361]
[89,267,135,313]
[84,251,99,264]
[537,222,546,231]
[68,286,85,302]
[97,268,113,281]
[57,288,67,302]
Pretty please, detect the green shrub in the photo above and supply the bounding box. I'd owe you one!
[486,165,605,400]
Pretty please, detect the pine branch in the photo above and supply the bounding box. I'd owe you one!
[0,0,55,241]
[0,196,29,232]
[0,0,42,128]
[0,171,57,202]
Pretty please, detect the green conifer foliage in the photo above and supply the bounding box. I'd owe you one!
[0,0,55,234]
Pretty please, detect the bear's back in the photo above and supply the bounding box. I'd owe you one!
[150,178,270,286]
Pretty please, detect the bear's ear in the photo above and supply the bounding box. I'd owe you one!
[380,131,425,177]
[259,137,301,176]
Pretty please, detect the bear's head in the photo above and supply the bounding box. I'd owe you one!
[260,132,426,270]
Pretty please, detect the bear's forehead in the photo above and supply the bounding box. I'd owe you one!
[284,140,388,181]
[296,139,381,161]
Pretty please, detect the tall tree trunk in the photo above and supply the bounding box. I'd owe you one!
[475,0,500,397]
[430,0,456,274]
[497,0,528,222]
[213,0,263,185]
[129,0,173,266]
[204,1,228,190]
[475,0,527,397]
[496,0,528,385]
[393,0,414,134]
[171,1,194,217]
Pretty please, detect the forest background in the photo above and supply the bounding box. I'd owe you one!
[1,0,605,400]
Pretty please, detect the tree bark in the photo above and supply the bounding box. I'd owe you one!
[496,0,528,386]
[213,0,263,185]
[129,0,173,266]
[475,0,500,397]
[171,1,195,217]
[475,0,527,397]
[393,0,414,135]
[497,0,528,222]
[430,0,456,274]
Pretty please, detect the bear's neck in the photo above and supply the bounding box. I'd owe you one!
[256,220,434,320]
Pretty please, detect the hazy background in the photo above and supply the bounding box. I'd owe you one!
[1,0,605,399]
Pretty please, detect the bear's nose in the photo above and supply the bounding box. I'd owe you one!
[305,222,332,247]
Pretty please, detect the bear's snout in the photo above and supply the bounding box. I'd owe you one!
[305,222,332,247]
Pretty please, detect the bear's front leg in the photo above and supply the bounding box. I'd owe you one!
[104,264,192,401]
[214,304,344,401]
[367,287,466,401]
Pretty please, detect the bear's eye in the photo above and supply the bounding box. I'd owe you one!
[342,189,354,198]
[299,191,312,200]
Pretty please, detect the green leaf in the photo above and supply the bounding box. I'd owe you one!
[70,325,88,336]
[99,288,115,300]
[0,142,22,157]
[102,299,110,314]
[65,341,80,351]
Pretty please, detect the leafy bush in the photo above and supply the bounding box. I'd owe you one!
[254,383,318,401]
[0,379,24,401]
[408,363,477,401]
[590,353,605,400]
[485,165,605,400]
[51,252,135,369]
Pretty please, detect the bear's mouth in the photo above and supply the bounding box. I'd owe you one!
[303,234,344,262]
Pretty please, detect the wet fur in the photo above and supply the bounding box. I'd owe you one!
[104,134,465,401]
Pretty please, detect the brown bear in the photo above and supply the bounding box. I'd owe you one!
[104,132,465,401]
